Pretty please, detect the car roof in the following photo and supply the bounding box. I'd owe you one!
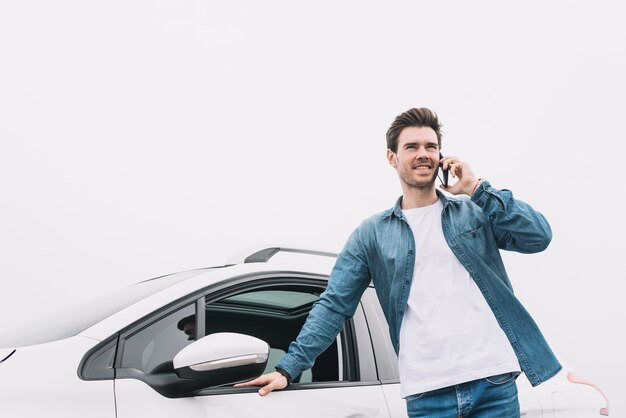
[78,247,336,341]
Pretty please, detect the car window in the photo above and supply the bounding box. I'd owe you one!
[113,280,354,397]
[120,304,195,374]
[205,288,343,384]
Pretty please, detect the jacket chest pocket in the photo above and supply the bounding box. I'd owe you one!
[458,221,493,260]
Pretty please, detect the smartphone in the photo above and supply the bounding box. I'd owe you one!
[438,152,449,187]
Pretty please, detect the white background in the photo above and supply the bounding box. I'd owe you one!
[1,0,624,415]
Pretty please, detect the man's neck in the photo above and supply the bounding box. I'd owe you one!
[400,185,439,209]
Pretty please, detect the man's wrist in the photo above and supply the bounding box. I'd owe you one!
[275,367,292,384]
[469,178,483,196]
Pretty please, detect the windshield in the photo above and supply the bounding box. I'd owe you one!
[0,268,212,348]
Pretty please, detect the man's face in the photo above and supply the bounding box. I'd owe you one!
[387,126,440,189]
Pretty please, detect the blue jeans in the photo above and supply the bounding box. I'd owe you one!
[405,372,520,418]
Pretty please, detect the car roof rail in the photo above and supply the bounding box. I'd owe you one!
[227,246,339,264]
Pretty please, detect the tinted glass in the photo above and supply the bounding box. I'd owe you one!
[121,304,195,374]
[205,287,342,383]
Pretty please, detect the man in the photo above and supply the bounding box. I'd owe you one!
[237,108,561,417]
[177,315,196,341]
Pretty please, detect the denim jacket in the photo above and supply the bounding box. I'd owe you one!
[276,180,562,387]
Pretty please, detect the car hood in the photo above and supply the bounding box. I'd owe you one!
[0,348,16,364]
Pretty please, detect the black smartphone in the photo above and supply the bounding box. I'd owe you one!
[438,152,449,187]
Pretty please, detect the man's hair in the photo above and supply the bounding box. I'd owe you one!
[386,107,443,152]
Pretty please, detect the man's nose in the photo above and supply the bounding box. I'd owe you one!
[415,146,429,158]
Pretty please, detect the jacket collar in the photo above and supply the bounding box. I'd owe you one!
[382,189,452,219]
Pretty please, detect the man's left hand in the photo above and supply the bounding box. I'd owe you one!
[439,156,479,196]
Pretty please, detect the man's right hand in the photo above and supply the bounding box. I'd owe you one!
[234,371,288,396]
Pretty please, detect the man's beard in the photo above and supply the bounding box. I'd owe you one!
[398,167,439,189]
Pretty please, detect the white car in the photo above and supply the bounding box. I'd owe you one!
[0,247,610,417]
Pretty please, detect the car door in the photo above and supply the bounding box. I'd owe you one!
[111,275,392,418]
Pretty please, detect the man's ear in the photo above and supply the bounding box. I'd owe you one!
[387,149,397,168]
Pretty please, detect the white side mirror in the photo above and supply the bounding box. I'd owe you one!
[173,333,269,387]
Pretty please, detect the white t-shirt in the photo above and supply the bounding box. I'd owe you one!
[399,199,520,397]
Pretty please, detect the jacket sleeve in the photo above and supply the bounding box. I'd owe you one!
[471,180,552,254]
[275,228,372,381]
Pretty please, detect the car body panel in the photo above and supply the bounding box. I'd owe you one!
[115,378,392,418]
[0,336,114,417]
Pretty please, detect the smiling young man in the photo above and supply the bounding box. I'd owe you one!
[237,108,561,417]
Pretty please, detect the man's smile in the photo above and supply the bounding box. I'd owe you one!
[412,163,433,171]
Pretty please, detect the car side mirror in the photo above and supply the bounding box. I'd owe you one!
[173,332,269,388]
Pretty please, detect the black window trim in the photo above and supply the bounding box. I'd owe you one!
[78,333,119,381]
